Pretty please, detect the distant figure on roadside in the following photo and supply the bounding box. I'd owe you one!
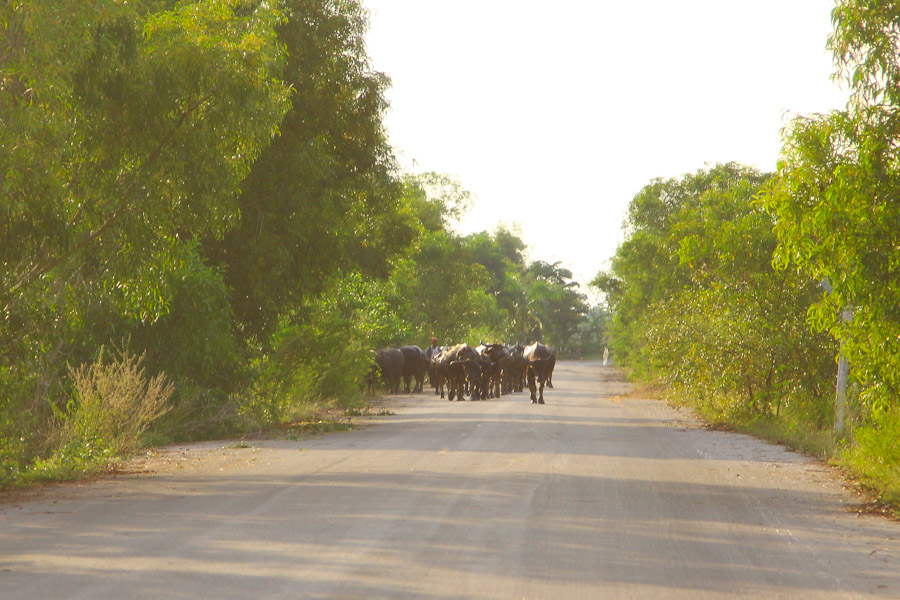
[602,347,609,366]
[425,337,440,364]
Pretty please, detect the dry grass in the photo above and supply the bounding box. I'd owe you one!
[58,347,173,458]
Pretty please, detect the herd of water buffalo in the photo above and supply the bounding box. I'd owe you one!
[371,341,557,404]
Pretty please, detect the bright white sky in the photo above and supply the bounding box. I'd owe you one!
[363,0,849,298]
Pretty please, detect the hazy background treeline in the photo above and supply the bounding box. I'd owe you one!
[594,0,900,507]
[0,0,603,486]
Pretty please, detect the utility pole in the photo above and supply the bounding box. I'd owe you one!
[822,279,851,439]
[834,307,851,438]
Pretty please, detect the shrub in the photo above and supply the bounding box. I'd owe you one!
[844,408,900,505]
[39,347,173,477]
[241,272,405,426]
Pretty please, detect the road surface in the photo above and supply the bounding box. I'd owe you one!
[2,361,900,599]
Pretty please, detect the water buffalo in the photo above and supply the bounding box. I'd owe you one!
[431,347,472,401]
[523,342,554,404]
[476,343,508,399]
[546,347,557,389]
[447,359,480,401]
[399,345,428,393]
[425,339,441,393]
[501,343,525,394]
[431,348,449,399]
[375,347,404,394]
[440,343,481,401]
[471,347,492,401]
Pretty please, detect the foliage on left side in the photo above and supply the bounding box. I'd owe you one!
[1,0,292,484]
[0,1,602,487]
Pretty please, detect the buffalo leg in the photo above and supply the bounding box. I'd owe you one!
[528,371,537,403]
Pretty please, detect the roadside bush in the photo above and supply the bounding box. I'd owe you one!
[146,383,242,444]
[598,163,839,477]
[32,348,173,480]
[241,272,406,425]
[126,250,246,441]
[0,366,39,485]
[129,247,244,394]
[844,408,900,505]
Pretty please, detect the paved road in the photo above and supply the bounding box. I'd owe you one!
[2,361,900,599]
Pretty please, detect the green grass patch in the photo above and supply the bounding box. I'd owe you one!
[737,417,835,461]
[344,406,394,417]
[838,410,900,508]
[276,419,354,440]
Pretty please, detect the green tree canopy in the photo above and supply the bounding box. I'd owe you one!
[596,163,834,418]
[1,0,290,392]
[205,0,416,341]
[760,0,900,411]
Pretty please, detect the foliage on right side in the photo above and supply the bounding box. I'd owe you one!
[596,1,900,507]
[593,164,837,445]
[759,0,900,506]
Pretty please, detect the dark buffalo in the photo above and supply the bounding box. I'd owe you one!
[476,343,508,399]
[471,346,492,400]
[523,342,554,404]
[425,339,442,393]
[447,359,478,401]
[374,347,404,394]
[489,343,512,397]
[501,343,525,394]
[440,343,481,401]
[431,348,450,399]
[431,348,466,401]
[546,347,557,389]
[399,345,428,393]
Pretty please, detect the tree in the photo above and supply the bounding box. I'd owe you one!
[376,175,539,346]
[758,0,900,503]
[598,164,834,419]
[568,304,610,359]
[760,0,900,413]
[592,170,705,372]
[1,0,290,395]
[0,0,291,479]
[388,230,507,345]
[523,261,588,351]
[205,0,417,341]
